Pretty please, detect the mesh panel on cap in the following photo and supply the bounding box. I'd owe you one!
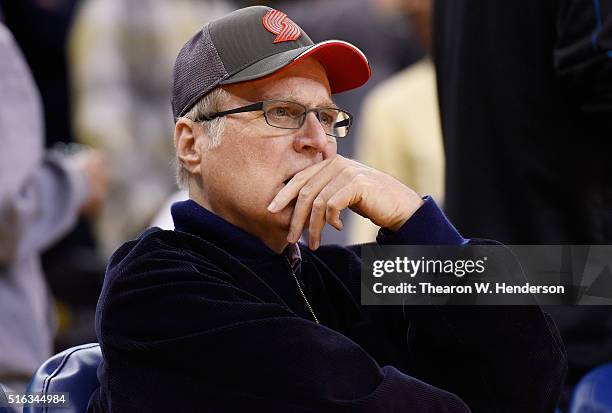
[172,25,228,119]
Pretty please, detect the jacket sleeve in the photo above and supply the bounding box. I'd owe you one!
[0,154,88,263]
[347,197,567,412]
[95,231,470,413]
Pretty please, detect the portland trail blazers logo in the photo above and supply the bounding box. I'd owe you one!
[262,9,302,43]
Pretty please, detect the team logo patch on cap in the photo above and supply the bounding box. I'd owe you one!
[262,9,301,43]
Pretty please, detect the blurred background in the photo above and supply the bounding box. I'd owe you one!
[0,0,610,410]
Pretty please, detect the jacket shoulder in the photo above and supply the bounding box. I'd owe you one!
[108,227,217,267]
[103,227,235,295]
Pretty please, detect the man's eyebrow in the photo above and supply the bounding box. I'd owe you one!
[260,92,337,108]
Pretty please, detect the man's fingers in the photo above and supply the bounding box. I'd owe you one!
[307,196,327,249]
[307,197,344,250]
[285,159,347,243]
[326,182,361,226]
[326,206,344,231]
[286,193,314,243]
[268,158,333,213]
[286,167,340,243]
[306,173,353,249]
[274,155,370,247]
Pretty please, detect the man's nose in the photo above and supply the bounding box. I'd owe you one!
[293,111,329,155]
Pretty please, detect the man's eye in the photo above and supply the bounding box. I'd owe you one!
[273,107,288,117]
[319,113,333,126]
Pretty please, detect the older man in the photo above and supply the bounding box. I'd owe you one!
[89,6,566,413]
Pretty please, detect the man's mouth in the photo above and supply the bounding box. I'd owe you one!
[283,172,299,186]
[282,164,314,186]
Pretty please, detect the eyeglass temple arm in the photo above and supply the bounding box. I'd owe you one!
[200,102,264,121]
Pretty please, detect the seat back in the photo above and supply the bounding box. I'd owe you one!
[24,343,101,413]
[569,363,612,413]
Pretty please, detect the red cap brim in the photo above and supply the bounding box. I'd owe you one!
[293,40,371,94]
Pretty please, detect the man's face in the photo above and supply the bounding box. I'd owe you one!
[194,57,337,248]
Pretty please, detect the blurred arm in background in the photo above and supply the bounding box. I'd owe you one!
[0,24,94,263]
[0,23,107,392]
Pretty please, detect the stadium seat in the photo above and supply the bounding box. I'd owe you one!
[24,343,101,413]
[569,363,612,413]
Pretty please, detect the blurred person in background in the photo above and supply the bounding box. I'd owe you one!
[434,0,612,406]
[350,0,444,244]
[69,0,232,257]
[0,22,108,394]
[0,0,108,351]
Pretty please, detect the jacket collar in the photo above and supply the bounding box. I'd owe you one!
[171,199,301,268]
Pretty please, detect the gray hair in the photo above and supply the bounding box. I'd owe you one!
[176,88,230,189]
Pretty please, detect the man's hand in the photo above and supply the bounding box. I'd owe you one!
[267,155,424,250]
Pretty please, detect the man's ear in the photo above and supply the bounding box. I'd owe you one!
[174,118,202,176]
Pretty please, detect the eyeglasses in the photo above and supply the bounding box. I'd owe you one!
[194,100,353,138]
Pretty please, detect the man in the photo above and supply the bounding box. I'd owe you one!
[89,6,566,412]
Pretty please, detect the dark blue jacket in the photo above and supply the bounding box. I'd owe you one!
[88,197,566,412]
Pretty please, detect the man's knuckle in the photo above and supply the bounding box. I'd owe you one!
[326,200,339,212]
[313,197,325,211]
[298,186,312,199]
[353,172,367,183]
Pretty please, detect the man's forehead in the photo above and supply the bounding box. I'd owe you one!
[260,90,336,107]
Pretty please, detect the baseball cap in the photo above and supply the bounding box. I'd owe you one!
[172,6,371,119]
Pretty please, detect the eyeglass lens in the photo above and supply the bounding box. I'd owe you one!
[263,101,350,138]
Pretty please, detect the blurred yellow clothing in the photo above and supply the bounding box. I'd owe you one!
[69,0,231,256]
[349,58,444,244]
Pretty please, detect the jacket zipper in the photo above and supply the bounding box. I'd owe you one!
[284,257,319,324]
